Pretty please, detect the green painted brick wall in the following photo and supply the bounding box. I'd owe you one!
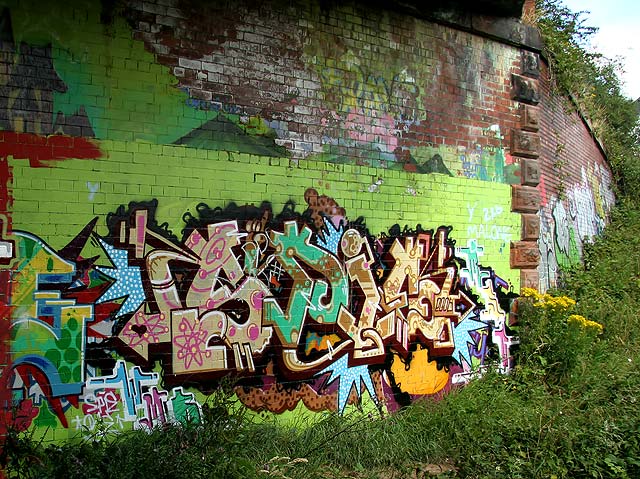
[9,139,520,284]
[0,0,533,441]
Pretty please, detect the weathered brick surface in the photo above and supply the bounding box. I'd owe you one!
[511,240,540,268]
[521,52,540,78]
[512,185,541,213]
[511,73,540,104]
[520,269,539,289]
[511,130,540,158]
[520,104,540,132]
[536,61,615,291]
[520,158,540,186]
[521,213,540,240]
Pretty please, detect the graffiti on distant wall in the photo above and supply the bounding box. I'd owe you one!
[538,164,615,291]
[1,189,517,435]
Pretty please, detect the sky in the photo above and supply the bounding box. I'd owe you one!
[561,0,640,99]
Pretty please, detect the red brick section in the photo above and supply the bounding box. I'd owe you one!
[521,213,540,240]
[520,269,540,289]
[522,0,537,19]
[125,0,527,161]
[537,62,610,210]
[520,157,541,186]
[512,185,541,213]
[533,60,613,291]
[511,241,540,268]
[511,130,541,158]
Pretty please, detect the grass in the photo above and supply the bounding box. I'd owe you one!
[4,202,640,478]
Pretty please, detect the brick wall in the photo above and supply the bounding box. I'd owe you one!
[0,0,608,442]
[536,62,615,291]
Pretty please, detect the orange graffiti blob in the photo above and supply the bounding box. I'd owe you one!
[389,346,449,395]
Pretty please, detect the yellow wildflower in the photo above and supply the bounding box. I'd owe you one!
[521,287,541,300]
[533,293,576,311]
[567,314,604,334]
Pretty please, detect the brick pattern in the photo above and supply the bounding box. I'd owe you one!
[521,213,540,241]
[520,104,540,132]
[511,241,540,268]
[0,0,535,254]
[122,0,525,162]
[520,157,541,186]
[536,61,616,291]
[508,53,543,286]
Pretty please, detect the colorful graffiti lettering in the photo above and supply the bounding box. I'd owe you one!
[2,189,516,435]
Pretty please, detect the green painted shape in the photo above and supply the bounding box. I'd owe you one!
[495,147,505,181]
[504,163,521,185]
[33,403,60,430]
[14,316,84,385]
[244,245,259,276]
[556,227,582,269]
[264,223,317,346]
[403,144,518,184]
[264,222,349,345]
[8,0,215,144]
[277,223,349,324]
[12,322,54,357]
[173,114,288,157]
[170,388,202,426]
[317,142,520,187]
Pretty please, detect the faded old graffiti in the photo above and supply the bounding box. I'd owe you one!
[538,165,615,290]
[400,142,520,184]
[466,203,514,243]
[1,190,516,435]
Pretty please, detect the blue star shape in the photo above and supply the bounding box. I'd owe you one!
[316,217,344,255]
[452,316,488,368]
[318,354,378,414]
[95,239,145,317]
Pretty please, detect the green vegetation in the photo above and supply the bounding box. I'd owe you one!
[534,0,640,200]
[3,1,640,478]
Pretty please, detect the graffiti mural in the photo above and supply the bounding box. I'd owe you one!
[0,189,517,435]
[538,164,615,291]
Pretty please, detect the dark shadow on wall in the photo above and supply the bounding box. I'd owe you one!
[0,8,95,137]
